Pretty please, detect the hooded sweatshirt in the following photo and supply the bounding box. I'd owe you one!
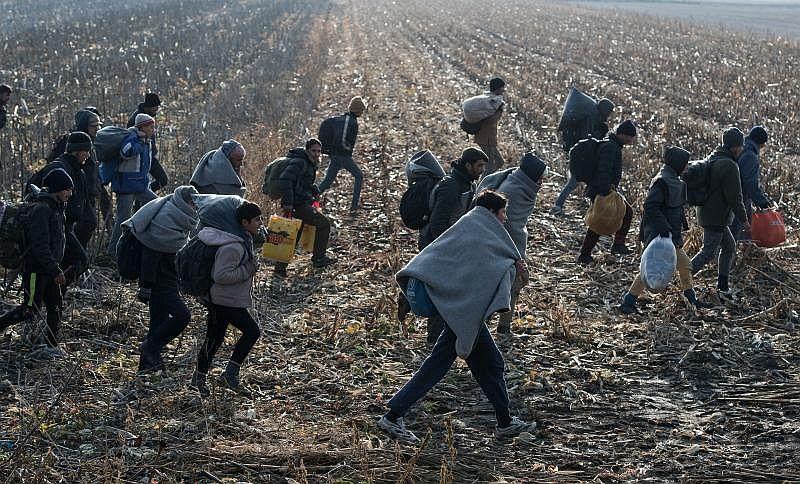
[197,227,257,308]
[640,148,690,247]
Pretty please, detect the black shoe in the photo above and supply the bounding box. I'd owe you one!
[138,339,164,373]
[610,244,632,255]
[577,254,594,265]
[273,266,288,278]
[189,371,210,397]
[312,255,338,268]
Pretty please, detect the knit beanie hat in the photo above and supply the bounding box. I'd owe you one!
[143,92,161,108]
[722,127,744,148]
[221,139,245,158]
[460,147,489,164]
[348,96,366,115]
[597,98,615,119]
[489,77,506,92]
[615,119,637,137]
[43,168,74,193]
[520,152,547,182]
[747,125,768,145]
[663,146,691,174]
[74,110,101,133]
[65,131,93,153]
[135,113,155,128]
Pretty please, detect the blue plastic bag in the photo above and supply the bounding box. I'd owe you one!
[406,277,435,317]
[640,235,677,293]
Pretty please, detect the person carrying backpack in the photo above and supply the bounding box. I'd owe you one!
[126,93,169,192]
[620,147,710,314]
[690,128,749,298]
[475,78,506,176]
[577,120,638,264]
[190,139,247,196]
[476,153,546,333]
[0,169,73,358]
[318,96,366,214]
[730,125,772,240]
[123,186,200,372]
[189,201,262,396]
[274,138,336,277]
[379,190,536,444]
[552,97,614,215]
[107,114,159,257]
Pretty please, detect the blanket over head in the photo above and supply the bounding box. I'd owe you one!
[396,206,520,358]
[123,185,199,253]
[478,167,541,257]
[189,147,246,196]
[195,194,251,251]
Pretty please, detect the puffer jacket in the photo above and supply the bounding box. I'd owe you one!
[277,148,319,208]
[420,164,476,249]
[127,106,169,191]
[24,191,66,275]
[198,227,258,308]
[114,131,153,194]
[586,133,624,199]
[696,146,748,228]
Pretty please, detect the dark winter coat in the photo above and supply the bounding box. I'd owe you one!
[28,153,88,225]
[127,106,169,191]
[0,105,6,130]
[24,191,67,276]
[45,111,102,198]
[277,148,319,208]
[736,138,770,209]
[696,146,748,228]
[420,165,476,248]
[139,247,179,292]
[586,133,624,200]
[640,165,687,247]
[330,113,359,156]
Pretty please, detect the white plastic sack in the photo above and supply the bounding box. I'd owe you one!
[640,236,677,293]
[462,94,504,123]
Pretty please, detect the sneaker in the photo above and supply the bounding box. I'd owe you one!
[312,255,338,268]
[189,372,210,397]
[610,244,632,255]
[550,205,564,216]
[718,288,735,302]
[378,416,420,444]
[619,292,638,315]
[576,254,594,265]
[138,340,164,373]
[682,289,713,310]
[32,345,66,360]
[495,416,537,439]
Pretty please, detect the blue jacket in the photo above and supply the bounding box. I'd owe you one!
[114,132,152,194]
[736,138,770,208]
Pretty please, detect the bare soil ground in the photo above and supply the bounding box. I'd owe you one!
[1,0,799,482]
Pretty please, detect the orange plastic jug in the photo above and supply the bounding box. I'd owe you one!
[751,210,786,248]
[262,215,302,263]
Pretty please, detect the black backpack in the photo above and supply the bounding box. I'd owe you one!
[568,137,601,183]
[318,115,346,155]
[0,200,35,270]
[261,156,292,200]
[682,158,715,206]
[460,118,482,135]
[175,236,220,305]
[400,176,442,230]
[561,125,586,153]
[115,226,143,281]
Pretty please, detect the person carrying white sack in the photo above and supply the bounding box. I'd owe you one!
[620,147,711,314]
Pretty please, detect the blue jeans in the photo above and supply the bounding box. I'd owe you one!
[388,317,511,424]
[108,189,157,256]
[318,154,363,210]
[554,173,579,208]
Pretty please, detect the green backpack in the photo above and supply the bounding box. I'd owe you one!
[261,156,292,200]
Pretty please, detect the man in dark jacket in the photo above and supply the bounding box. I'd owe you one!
[0,169,73,357]
[731,125,771,240]
[475,78,506,176]
[552,98,614,215]
[0,84,10,130]
[419,147,487,344]
[577,120,638,264]
[126,92,169,192]
[318,96,366,214]
[275,138,336,277]
[620,147,709,314]
[691,128,749,297]
[29,132,92,286]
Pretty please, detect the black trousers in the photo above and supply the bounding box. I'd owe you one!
[146,288,191,350]
[196,305,260,374]
[22,272,62,346]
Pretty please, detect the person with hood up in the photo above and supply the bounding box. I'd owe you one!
[620,147,711,314]
[477,153,547,333]
[190,139,247,196]
[731,125,772,240]
[123,186,201,372]
[690,128,749,298]
[0,169,73,358]
[378,190,536,444]
[189,198,262,396]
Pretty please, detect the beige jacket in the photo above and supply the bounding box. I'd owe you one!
[474,106,502,146]
[197,227,258,308]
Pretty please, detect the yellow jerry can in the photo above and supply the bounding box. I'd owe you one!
[262,215,302,263]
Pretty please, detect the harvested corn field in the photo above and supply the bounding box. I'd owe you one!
[1,0,799,482]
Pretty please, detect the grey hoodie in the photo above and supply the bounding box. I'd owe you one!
[198,227,257,308]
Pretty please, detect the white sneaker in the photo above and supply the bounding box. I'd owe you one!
[495,416,537,439]
[378,416,420,444]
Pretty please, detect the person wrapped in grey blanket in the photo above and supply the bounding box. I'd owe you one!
[378,190,535,444]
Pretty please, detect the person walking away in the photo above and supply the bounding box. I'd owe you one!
[552,97,615,215]
[189,201,262,396]
[318,96,366,214]
[275,138,337,277]
[620,147,710,314]
[577,120,638,264]
[107,114,159,256]
[475,78,506,176]
[731,125,772,240]
[378,190,536,444]
[690,127,749,298]
[190,139,247,196]
[477,153,546,333]
[123,186,200,372]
